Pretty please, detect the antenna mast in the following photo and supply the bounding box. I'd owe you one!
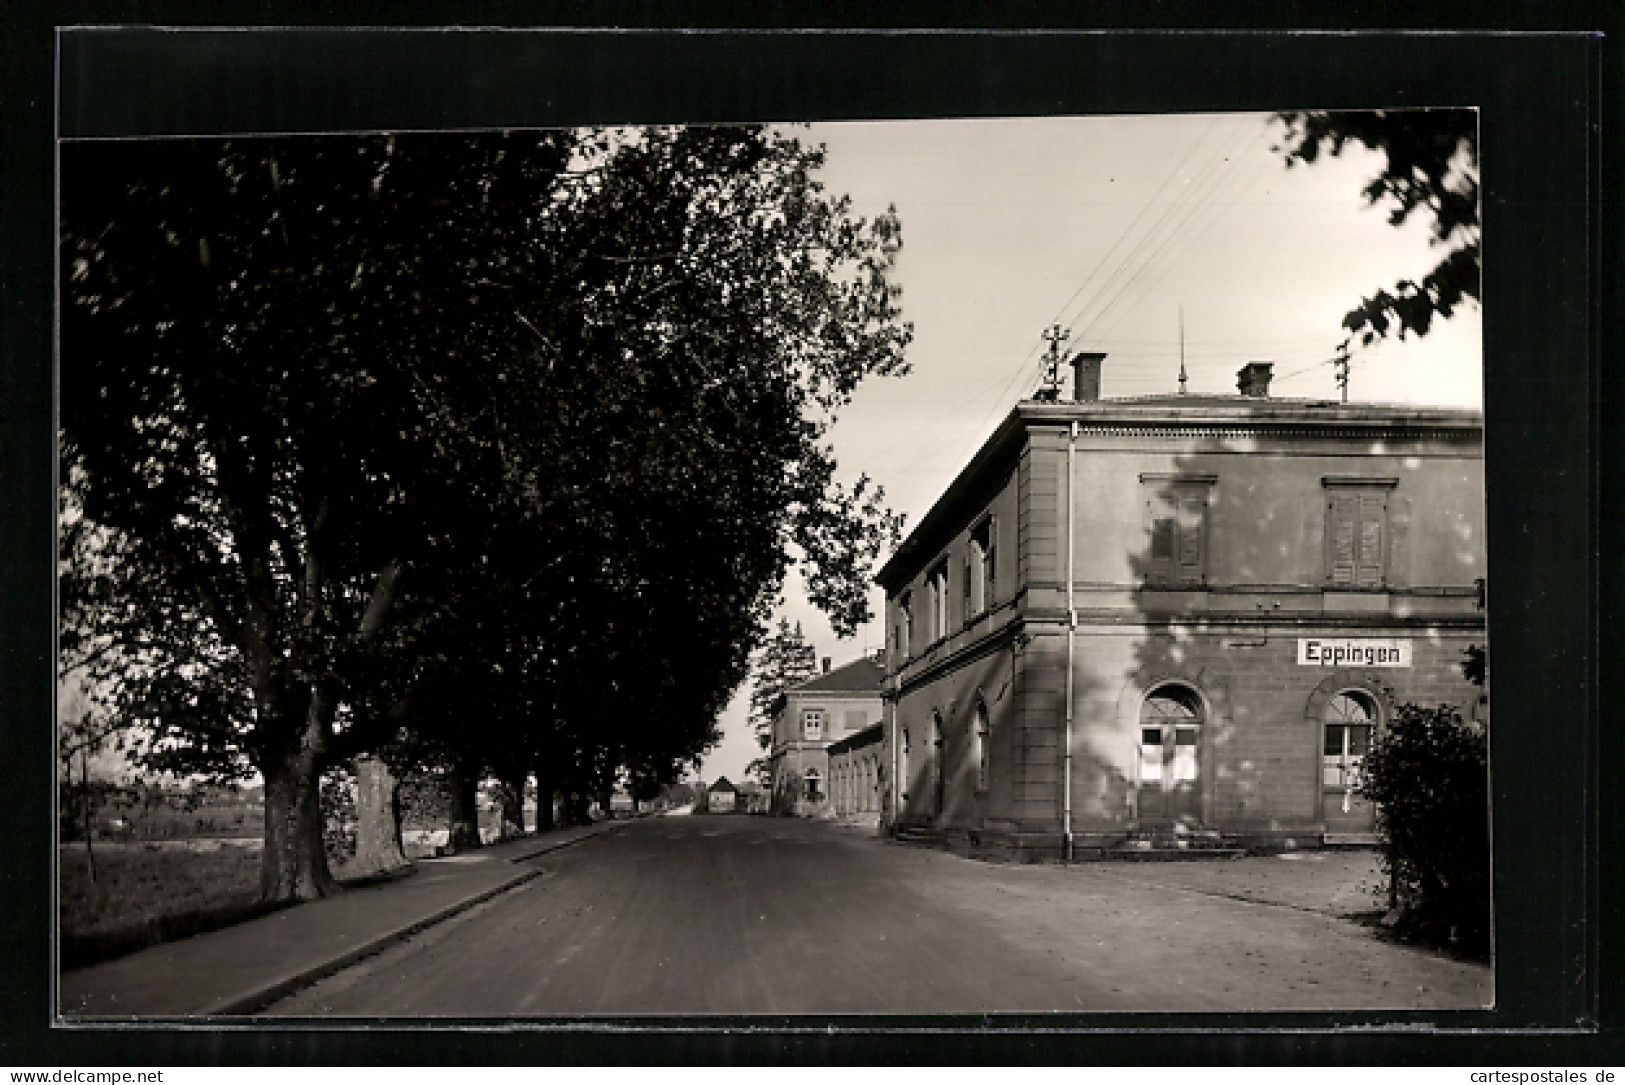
[1178,304,1188,395]
[1039,324,1070,400]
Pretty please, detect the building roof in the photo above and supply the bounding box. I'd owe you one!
[875,393,1483,589]
[827,720,886,755]
[788,655,886,695]
[708,776,736,793]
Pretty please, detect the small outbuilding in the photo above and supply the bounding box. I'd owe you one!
[707,776,738,813]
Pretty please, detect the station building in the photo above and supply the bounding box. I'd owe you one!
[874,356,1486,856]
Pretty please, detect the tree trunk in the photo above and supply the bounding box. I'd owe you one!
[260,710,338,901]
[569,790,590,826]
[446,758,483,852]
[497,767,528,839]
[350,755,409,876]
[596,783,614,821]
[533,758,556,833]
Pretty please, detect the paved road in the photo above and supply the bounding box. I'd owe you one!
[264,815,1490,1016]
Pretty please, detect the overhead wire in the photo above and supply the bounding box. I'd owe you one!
[879,116,1281,493]
[1071,120,1275,352]
[1057,119,1257,350]
[949,119,1245,444]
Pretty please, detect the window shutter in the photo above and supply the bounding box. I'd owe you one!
[1149,498,1176,582]
[1386,495,1411,588]
[1177,491,1205,580]
[1329,494,1358,585]
[1355,494,1386,588]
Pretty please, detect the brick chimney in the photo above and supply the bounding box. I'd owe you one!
[1237,361,1274,398]
[821,657,831,674]
[1071,352,1106,403]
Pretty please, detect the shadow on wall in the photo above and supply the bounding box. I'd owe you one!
[1108,433,1485,837]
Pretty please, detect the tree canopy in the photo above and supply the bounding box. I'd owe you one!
[1274,109,1480,356]
[60,126,911,899]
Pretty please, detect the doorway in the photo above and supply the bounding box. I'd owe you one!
[931,711,946,820]
[1137,685,1204,823]
[1322,691,1377,836]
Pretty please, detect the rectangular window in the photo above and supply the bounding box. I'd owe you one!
[803,709,824,742]
[970,516,995,615]
[1323,478,1397,588]
[1138,727,1163,783]
[1141,475,1214,586]
[896,590,913,661]
[928,560,950,640]
[1323,723,1373,788]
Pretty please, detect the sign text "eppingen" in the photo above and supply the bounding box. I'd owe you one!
[1297,638,1412,667]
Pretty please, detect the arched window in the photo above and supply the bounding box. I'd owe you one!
[1323,691,1378,790]
[1139,685,1203,790]
[973,700,991,792]
[804,766,823,802]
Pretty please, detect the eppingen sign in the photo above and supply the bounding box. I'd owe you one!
[1297,638,1412,667]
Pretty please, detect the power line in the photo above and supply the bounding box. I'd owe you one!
[1060,119,1259,347]
[873,118,1279,490]
[1074,122,1274,350]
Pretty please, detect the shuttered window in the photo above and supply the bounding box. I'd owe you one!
[1142,477,1214,586]
[1324,480,1396,588]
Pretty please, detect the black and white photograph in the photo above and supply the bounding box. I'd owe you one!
[19,27,1600,1052]
[54,101,1494,1019]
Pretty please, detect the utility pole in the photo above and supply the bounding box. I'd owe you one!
[1178,304,1188,395]
[1334,346,1351,403]
[1040,324,1070,400]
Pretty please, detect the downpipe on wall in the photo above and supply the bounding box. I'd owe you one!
[1064,419,1077,862]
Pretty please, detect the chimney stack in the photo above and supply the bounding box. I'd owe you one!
[1237,361,1273,398]
[822,657,832,674]
[1071,352,1106,402]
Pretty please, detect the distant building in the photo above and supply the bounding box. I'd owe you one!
[707,776,738,814]
[828,721,885,819]
[735,779,768,814]
[767,655,885,814]
[876,356,1486,857]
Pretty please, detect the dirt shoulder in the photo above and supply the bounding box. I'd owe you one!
[1092,849,1389,915]
[877,842,1490,1012]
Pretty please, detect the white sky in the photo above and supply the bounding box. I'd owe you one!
[698,112,1483,786]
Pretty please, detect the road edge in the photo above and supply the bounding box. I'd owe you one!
[204,821,623,1017]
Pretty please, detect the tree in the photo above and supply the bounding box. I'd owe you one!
[1274,109,1479,358]
[349,755,409,874]
[61,126,911,901]
[60,133,576,899]
[1358,701,1490,953]
[744,619,819,785]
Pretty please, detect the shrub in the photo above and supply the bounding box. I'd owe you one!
[1358,701,1489,953]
